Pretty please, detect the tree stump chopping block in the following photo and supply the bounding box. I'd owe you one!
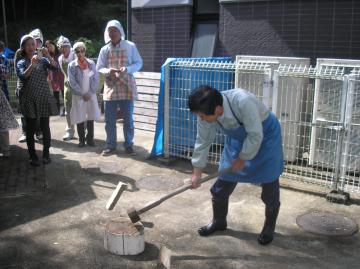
[104,217,145,255]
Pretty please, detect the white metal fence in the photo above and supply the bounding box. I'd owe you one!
[163,57,360,194]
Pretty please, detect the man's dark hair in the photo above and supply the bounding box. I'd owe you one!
[188,85,223,115]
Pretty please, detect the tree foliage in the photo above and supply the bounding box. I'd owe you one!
[73,37,103,58]
[0,0,127,55]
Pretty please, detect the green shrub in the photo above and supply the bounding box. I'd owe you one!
[73,37,102,58]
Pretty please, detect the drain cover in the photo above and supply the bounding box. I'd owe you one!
[296,212,358,236]
[82,162,126,174]
[136,174,184,191]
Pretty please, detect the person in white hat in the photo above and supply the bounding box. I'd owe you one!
[29,28,43,48]
[29,28,45,141]
[15,35,59,166]
[15,28,44,143]
[14,46,28,143]
[68,41,100,147]
[57,35,76,141]
[96,19,143,156]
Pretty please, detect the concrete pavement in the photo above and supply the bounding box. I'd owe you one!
[1,115,360,269]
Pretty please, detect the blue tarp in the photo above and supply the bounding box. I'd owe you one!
[150,57,233,157]
[4,47,15,59]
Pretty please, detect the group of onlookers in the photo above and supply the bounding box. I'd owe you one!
[0,19,143,166]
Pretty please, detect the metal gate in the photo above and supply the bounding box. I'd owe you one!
[339,69,360,193]
[164,58,235,165]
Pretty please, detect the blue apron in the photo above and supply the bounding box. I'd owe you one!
[218,96,284,183]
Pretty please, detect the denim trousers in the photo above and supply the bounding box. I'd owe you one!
[104,100,134,150]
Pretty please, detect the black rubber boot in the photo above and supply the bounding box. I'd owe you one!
[77,123,86,147]
[42,148,51,164]
[29,155,40,167]
[27,131,39,166]
[258,204,280,245]
[198,199,228,236]
[86,121,95,146]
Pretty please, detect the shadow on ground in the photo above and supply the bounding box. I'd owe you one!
[0,144,137,232]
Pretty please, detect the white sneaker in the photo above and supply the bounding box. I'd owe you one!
[35,133,43,141]
[18,134,27,143]
[62,132,74,141]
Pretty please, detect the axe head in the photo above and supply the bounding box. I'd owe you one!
[127,207,141,223]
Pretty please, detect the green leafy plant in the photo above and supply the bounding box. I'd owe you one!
[73,37,102,58]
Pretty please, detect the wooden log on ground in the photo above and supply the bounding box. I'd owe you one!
[104,217,145,255]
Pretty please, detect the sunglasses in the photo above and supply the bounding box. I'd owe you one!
[75,49,85,54]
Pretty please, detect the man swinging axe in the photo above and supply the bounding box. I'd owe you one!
[188,85,284,245]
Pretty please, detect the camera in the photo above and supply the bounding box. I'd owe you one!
[36,48,43,58]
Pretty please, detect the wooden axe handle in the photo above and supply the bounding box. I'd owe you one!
[137,168,231,215]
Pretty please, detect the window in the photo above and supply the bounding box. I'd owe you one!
[191,0,219,57]
[196,0,219,15]
[191,23,218,58]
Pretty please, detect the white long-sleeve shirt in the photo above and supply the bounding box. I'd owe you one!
[96,40,143,75]
[192,89,270,168]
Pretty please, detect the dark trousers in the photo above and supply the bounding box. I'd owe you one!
[61,88,65,113]
[21,117,42,135]
[21,116,27,133]
[77,120,94,143]
[1,82,9,101]
[25,117,51,159]
[53,91,60,112]
[210,179,280,209]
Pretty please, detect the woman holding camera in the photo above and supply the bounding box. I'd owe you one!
[16,35,59,166]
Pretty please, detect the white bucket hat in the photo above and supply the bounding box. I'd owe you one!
[29,28,43,44]
[57,35,71,48]
[20,34,35,48]
[73,41,86,51]
[104,20,125,44]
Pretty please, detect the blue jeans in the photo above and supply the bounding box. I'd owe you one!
[104,100,134,150]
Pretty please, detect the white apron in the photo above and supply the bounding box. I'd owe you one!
[70,69,101,125]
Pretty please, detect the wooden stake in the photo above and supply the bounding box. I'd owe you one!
[106,182,127,210]
[157,245,172,269]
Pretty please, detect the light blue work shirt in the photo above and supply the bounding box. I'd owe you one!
[192,89,270,169]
